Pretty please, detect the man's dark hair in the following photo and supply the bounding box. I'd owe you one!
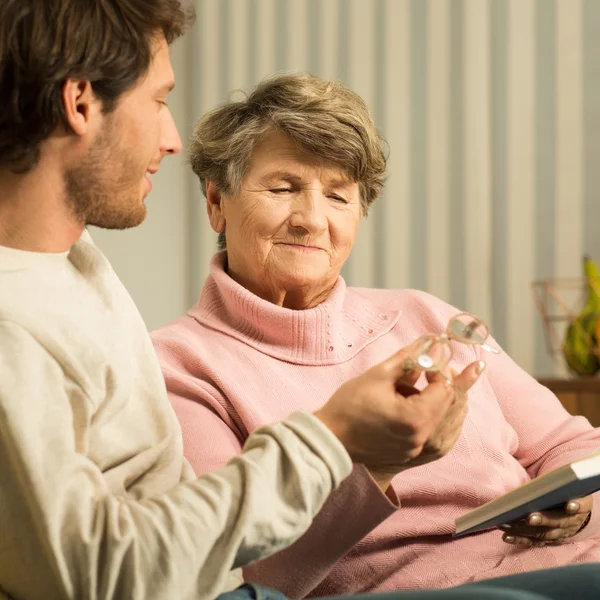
[0,0,195,173]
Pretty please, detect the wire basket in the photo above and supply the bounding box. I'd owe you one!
[532,277,600,375]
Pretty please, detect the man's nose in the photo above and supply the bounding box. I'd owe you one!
[161,109,183,155]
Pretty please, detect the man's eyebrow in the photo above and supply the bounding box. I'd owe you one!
[157,81,175,94]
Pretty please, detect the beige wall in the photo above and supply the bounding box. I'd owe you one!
[93,0,600,377]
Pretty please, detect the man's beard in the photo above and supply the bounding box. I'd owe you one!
[64,122,147,230]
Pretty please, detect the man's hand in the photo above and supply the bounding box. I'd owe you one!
[499,496,593,547]
[314,346,485,483]
[366,367,472,491]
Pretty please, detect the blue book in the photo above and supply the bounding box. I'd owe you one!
[454,450,600,537]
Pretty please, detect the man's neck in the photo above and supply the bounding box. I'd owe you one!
[0,167,84,253]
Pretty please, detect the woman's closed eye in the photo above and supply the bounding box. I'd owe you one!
[329,194,348,204]
[268,188,348,203]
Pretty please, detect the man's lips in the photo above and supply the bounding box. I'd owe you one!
[145,168,158,192]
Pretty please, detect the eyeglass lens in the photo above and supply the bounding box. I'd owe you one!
[409,334,453,372]
[446,313,489,345]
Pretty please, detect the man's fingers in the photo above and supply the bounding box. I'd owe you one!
[375,346,416,380]
[450,360,486,394]
[425,367,456,387]
[375,348,485,398]
[395,379,421,397]
[398,367,421,387]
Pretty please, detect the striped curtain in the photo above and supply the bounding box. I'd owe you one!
[185,0,600,377]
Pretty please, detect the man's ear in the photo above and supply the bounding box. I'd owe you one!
[206,180,226,233]
[62,79,96,136]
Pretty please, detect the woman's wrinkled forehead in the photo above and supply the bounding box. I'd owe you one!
[253,168,356,191]
[244,129,356,187]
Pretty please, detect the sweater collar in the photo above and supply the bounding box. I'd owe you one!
[188,252,401,365]
[188,252,400,365]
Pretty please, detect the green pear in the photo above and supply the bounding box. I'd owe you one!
[563,255,600,376]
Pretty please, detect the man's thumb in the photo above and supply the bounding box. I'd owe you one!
[375,345,417,380]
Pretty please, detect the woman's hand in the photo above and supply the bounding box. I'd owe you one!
[499,496,593,547]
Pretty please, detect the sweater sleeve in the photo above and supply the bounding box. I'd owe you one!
[0,321,352,600]
[164,369,247,475]
[243,465,398,599]
[478,335,600,539]
[163,362,398,600]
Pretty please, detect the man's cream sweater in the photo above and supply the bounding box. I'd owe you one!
[0,232,351,600]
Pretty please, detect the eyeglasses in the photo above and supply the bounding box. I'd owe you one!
[403,312,500,378]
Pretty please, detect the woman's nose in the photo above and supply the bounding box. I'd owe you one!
[288,192,328,233]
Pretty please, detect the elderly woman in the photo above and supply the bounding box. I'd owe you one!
[152,73,600,598]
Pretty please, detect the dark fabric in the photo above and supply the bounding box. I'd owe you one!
[217,582,288,600]
[218,564,600,600]
[320,564,600,600]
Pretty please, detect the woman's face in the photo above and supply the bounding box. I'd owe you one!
[208,130,361,308]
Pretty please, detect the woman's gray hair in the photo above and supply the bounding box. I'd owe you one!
[189,72,388,250]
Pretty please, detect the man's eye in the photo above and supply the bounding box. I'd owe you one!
[330,195,348,204]
[270,188,292,194]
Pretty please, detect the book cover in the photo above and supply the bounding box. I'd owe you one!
[454,450,600,537]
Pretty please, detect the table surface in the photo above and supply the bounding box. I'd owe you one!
[537,377,600,393]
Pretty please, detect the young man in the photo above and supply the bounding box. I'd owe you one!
[0,2,598,600]
[0,1,484,598]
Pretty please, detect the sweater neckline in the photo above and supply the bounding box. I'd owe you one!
[187,252,401,365]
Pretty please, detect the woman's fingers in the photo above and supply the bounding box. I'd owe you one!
[499,496,592,548]
[424,361,486,397]
[524,497,592,527]
[499,522,582,542]
[451,360,487,393]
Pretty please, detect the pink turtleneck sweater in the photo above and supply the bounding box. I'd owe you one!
[152,253,600,598]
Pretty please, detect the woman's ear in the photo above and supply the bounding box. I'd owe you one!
[205,180,226,233]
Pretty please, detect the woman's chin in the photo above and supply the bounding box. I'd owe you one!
[266,257,338,295]
[273,268,335,292]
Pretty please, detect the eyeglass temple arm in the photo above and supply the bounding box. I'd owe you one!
[480,343,501,355]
